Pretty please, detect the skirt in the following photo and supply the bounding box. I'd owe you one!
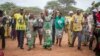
[55,29,63,38]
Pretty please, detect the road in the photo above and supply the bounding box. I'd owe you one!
[0,33,95,56]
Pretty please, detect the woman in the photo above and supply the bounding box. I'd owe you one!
[43,9,52,50]
[26,14,37,51]
[82,13,89,46]
[37,13,44,45]
[55,11,65,47]
[51,10,57,45]
[4,16,10,38]
[65,11,74,47]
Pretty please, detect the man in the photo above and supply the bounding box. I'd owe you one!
[71,10,84,50]
[65,11,74,47]
[88,12,95,50]
[51,10,57,45]
[11,16,16,40]
[14,8,26,49]
[94,6,100,56]
[0,10,6,50]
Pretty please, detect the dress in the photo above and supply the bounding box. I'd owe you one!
[43,15,52,48]
[55,16,65,38]
[65,16,73,45]
[26,19,37,48]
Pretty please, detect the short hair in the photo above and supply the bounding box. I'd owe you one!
[0,10,3,17]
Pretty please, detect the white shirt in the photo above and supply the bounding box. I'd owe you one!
[87,14,94,32]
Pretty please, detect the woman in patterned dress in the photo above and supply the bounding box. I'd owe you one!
[43,9,52,50]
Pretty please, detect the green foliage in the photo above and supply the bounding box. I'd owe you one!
[95,2,100,7]
[0,2,42,16]
[0,2,17,14]
[58,0,76,7]
[85,2,100,13]
[45,1,60,9]
[45,0,80,15]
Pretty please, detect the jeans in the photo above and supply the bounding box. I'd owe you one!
[94,29,100,52]
[16,30,25,48]
[52,25,55,44]
[11,28,16,39]
[72,31,82,48]
[0,27,5,49]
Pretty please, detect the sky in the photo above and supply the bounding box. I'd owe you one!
[0,0,100,10]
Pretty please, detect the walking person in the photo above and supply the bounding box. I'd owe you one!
[25,12,30,45]
[11,15,16,40]
[89,9,97,50]
[65,11,74,47]
[4,16,11,38]
[37,13,44,45]
[14,8,26,49]
[71,10,84,50]
[55,11,65,47]
[26,14,37,51]
[0,10,6,50]
[51,10,57,45]
[94,6,100,56]
[87,13,94,50]
[82,13,89,46]
[43,9,52,50]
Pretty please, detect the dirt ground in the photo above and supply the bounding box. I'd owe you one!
[0,33,95,56]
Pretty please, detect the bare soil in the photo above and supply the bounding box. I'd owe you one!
[0,33,95,56]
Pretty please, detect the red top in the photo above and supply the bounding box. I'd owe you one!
[96,13,100,22]
[96,13,100,28]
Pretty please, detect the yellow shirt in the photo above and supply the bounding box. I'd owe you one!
[14,13,26,30]
[72,14,84,31]
[65,16,73,30]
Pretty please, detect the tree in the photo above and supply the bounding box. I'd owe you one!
[45,0,79,15]
[45,1,61,9]
[58,0,76,8]
[25,7,42,15]
[0,2,42,15]
[95,2,100,7]
[0,2,17,14]
[85,1,100,13]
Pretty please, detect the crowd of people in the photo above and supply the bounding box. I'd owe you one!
[0,5,100,56]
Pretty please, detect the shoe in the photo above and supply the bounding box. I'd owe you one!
[27,48,31,51]
[26,43,28,45]
[59,44,62,47]
[17,44,20,48]
[82,44,87,46]
[33,44,35,48]
[48,47,52,51]
[69,44,74,47]
[89,47,92,50]
[20,47,24,49]
[77,47,82,51]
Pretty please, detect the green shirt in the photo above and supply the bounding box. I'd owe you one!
[55,16,65,30]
